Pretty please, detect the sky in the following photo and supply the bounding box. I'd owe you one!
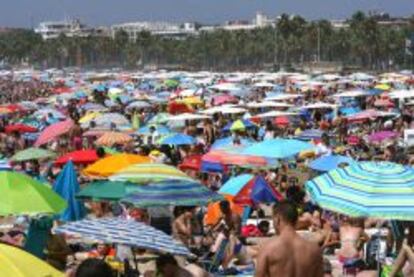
[0,0,413,28]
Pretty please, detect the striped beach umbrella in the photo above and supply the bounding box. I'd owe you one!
[54,218,192,257]
[122,180,223,207]
[96,132,133,147]
[109,163,193,183]
[305,162,414,220]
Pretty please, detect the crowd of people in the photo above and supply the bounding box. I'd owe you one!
[0,70,413,277]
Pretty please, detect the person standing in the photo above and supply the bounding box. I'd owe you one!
[255,201,323,277]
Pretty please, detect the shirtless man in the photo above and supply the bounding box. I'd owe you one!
[255,201,323,277]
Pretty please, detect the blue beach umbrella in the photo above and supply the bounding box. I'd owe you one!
[309,155,355,172]
[159,133,196,146]
[242,139,314,159]
[211,136,255,150]
[53,161,85,221]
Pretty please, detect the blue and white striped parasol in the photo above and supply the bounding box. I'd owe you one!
[55,218,192,257]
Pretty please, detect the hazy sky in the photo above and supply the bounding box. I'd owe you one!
[1,0,413,28]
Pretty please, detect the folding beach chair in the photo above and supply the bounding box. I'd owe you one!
[200,238,229,273]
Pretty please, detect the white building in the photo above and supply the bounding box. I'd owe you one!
[111,21,197,41]
[35,19,107,40]
[199,12,275,32]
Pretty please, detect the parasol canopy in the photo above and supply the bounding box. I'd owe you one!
[109,163,193,183]
[0,171,66,215]
[122,180,223,207]
[306,161,414,220]
[83,154,150,178]
[0,243,63,277]
[96,132,133,147]
[54,149,100,166]
[55,218,192,257]
[34,119,74,146]
[11,147,56,162]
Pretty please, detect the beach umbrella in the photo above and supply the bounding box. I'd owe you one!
[110,163,193,183]
[242,139,314,159]
[367,131,399,143]
[0,159,11,171]
[222,119,257,132]
[274,116,290,127]
[148,113,170,124]
[5,123,37,134]
[34,119,74,146]
[87,113,130,129]
[122,180,224,207]
[83,154,150,178]
[54,149,100,166]
[78,111,101,124]
[55,218,192,257]
[0,171,66,215]
[211,136,254,149]
[309,155,355,172]
[204,195,244,226]
[219,174,281,206]
[127,101,152,110]
[0,243,63,277]
[178,154,203,171]
[77,180,138,201]
[11,147,56,162]
[96,132,133,147]
[33,108,65,120]
[159,133,196,146]
[203,149,269,167]
[295,129,324,141]
[305,161,414,220]
[138,125,171,135]
[53,161,85,221]
[164,79,180,88]
[80,103,106,111]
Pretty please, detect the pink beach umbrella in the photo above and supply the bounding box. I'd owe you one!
[34,119,74,146]
[368,131,399,143]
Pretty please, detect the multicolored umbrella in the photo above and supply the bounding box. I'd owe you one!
[159,133,196,146]
[305,162,414,220]
[55,218,192,257]
[54,149,100,166]
[34,119,74,146]
[122,180,223,207]
[0,243,63,277]
[109,163,193,183]
[96,132,133,147]
[219,174,281,206]
[83,154,150,178]
[203,149,269,167]
[11,147,56,162]
[178,154,203,171]
[0,171,66,215]
[242,139,314,159]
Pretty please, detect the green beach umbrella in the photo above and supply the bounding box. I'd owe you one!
[164,79,179,88]
[77,181,138,201]
[11,147,56,162]
[0,172,66,215]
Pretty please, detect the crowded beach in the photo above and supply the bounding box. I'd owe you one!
[0,69,413,276]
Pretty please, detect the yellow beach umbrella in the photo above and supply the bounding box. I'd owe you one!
[79,111,101,124]
[374,84,391,91]
[83,153,150,178]
[179,97,204,106]
[0,243,63,277]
